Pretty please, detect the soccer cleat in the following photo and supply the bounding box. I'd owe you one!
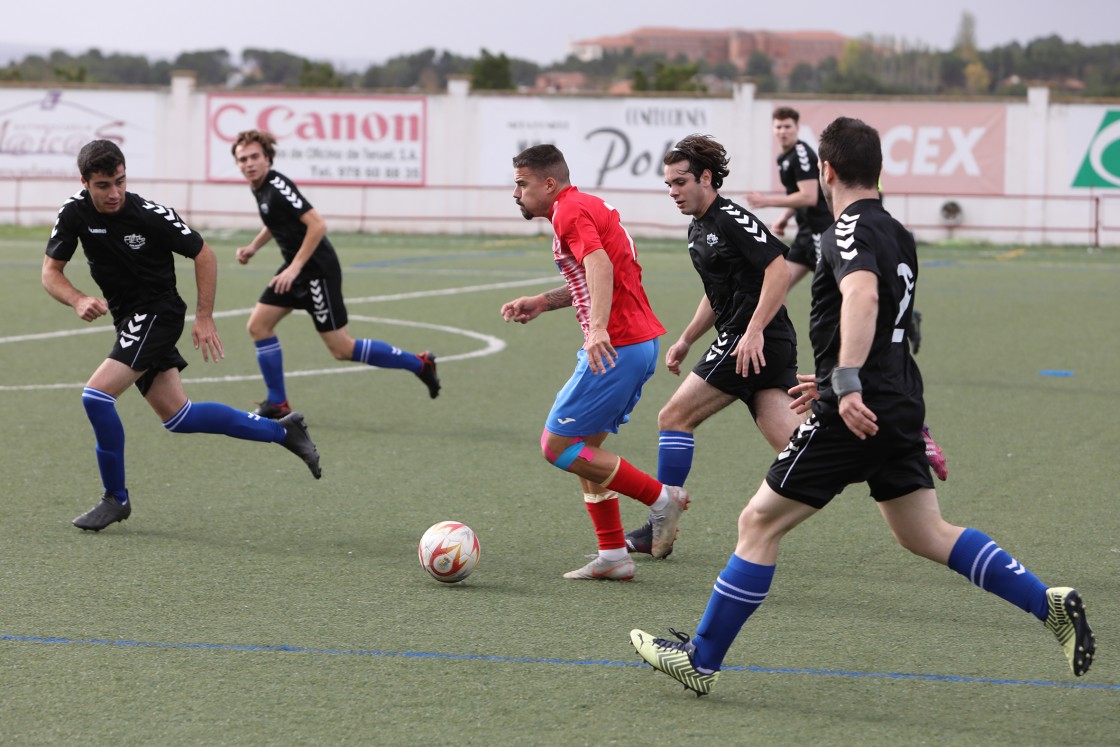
[630,628,719,696]
[649,486,689,559]
[416,351,441,399]
[922,424,948,481]
[624,521,674,558]
[1044,587,1095,676]
[909,310,923,355]
[253,398,292,419]
[73,493,131,531]
[563,554,635,581]
[279,412,322,479]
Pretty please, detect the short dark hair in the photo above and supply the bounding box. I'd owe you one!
[772,106,800,123]
[232,130,277,163]
[817,116,881,190]
[512,144,570,183]
[663,134,730,190]
[77,140,125,180]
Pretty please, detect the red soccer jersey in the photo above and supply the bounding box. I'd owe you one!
[548,186,665,346]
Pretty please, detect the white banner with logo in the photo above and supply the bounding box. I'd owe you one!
[477,98,721,189]
[0,88,157,179]
[1067,106,1120,190]
[206,93,426,186]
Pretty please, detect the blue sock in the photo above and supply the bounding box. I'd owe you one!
[657,430,695,486]
[692,554,775,672]
[947,528,1049,619]
[163,401,286,443]
[353,339,421,373]
[82,387,128,502]
[254,336,286,404]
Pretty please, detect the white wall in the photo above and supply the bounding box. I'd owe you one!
[2,76,1117,245]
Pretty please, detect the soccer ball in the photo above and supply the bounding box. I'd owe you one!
[418,521,480,583]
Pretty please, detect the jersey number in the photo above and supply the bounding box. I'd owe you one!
[892,263,915,343]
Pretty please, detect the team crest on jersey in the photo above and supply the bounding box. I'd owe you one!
[259,202,270,215]
[124,233,146,250]
[706,232,719,246]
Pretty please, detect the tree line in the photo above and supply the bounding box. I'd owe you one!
[2,24,1117,97]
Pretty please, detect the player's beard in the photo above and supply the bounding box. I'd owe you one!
[517,202,533,220]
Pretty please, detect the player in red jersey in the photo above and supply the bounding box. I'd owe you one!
[501,144,685,581]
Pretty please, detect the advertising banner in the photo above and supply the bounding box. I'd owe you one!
[0,88,157,179]
[1068,107,1120,189]
[477,98,720,189]
[769,102,1007,195]
[206,93,426,186]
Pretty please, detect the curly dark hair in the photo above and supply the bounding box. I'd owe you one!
[77,140,125,180]
[772,106,800,123]
[662,134,730,190]
[231,130,278,163]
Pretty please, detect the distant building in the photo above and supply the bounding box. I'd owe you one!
[571,27,847,79]
[534,71,590,93]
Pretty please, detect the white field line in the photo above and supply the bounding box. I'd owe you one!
[1,276,555,391]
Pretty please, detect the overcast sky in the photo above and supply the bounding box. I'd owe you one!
[4,0,1116,69]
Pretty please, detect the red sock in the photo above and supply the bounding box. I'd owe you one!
[604,458,662,506]
[585,496,626,550]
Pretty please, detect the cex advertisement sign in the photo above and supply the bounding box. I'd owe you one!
[770,102,1006,195]
[206,93,426,186]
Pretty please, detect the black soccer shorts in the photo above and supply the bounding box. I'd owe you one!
[691,333,798,418]
[258,268,349,333]
[765,402,935,509]
[786,225,821,270]
[107,310,188,396]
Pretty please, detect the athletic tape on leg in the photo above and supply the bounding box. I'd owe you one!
[542,429,595,471]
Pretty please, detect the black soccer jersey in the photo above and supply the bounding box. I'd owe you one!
[810,198,923,406]
[251,170,340,276]
[777,140,833,233]
[45,191,204,322]
[687,195,795,343]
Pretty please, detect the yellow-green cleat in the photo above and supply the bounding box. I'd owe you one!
[630,628,719,696]
[1044,587,1095,676]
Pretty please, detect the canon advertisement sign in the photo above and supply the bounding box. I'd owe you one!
[206,93,426,186]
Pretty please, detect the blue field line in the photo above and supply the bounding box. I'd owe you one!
[3,634,1115,690]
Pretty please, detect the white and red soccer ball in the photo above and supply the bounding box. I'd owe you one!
[418,521,480,583]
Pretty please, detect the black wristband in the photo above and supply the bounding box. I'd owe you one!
[831,366,862,400]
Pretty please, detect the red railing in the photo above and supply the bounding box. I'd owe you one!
[4,175,1118,246]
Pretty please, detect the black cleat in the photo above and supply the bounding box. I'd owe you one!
[416,351,441,399]
[253,398,292,419]
[73,493,131,531]
[279,412,321,479]
[624,520,675,558]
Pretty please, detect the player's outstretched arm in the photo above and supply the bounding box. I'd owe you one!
[666,294,716,375]
[41,256,107,322]
[500,286,571,324]
[191,244,224,363]
[235,226,272,265]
